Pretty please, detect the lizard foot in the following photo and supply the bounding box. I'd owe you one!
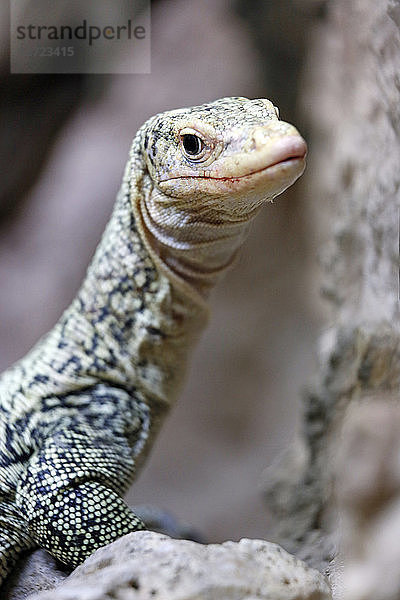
[18,481,145,569]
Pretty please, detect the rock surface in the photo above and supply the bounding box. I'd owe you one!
[3,505,205,600]
[263,0,400,575]
[29,531,331,600]
[3,550,69,600]
[335,401,400,600]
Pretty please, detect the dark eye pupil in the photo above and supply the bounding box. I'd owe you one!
[182,134,202,155]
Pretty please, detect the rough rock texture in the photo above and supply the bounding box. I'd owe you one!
[335,401,400,600]
[29,531,331,600]
[263,0,400,575]
[2,550,69,600]
[3,506,201,600]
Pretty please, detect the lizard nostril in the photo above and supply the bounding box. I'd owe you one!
[252,128,269,149]
[247,128,270,151]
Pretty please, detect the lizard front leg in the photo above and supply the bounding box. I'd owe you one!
[14,422,145,569]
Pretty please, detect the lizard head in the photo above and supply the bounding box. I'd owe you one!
[140,96,306,219]
[132,97,306,295]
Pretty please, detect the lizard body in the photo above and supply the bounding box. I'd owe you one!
[0,97,306,584]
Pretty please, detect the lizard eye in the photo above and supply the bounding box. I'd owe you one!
[179,128,209,161]
[181,133,203,156]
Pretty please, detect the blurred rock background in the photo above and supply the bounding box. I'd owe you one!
[261,0,400,587]
[0,0,326,544]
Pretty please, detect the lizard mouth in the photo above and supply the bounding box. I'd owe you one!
[160,136,307,184]
[202,154,306,182]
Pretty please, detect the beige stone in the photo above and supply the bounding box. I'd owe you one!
[336,401,400,600]
[31,531,331,600]
[263,0,400,576]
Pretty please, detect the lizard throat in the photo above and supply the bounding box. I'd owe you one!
[138,183,256,297]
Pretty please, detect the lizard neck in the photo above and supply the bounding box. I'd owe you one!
[68,162,208,404]
[2,157,209,419]
[137,177,257,297]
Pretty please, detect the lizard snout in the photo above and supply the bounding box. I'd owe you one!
[245,123,307,159]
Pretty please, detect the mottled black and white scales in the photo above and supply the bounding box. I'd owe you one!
[0,97,306,585]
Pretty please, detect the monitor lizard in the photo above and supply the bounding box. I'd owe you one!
[0,96,306,584]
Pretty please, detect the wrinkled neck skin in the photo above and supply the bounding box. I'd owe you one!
[137,172,259,298]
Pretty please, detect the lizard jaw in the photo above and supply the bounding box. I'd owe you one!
[158,134,307,202]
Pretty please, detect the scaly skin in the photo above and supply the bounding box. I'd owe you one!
[0,97,306,584]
